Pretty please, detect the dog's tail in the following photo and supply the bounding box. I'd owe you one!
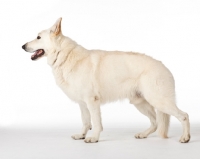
[156,111,170,138]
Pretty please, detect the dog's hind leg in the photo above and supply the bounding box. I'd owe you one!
[130,97,157,139]
[147,99,190,143]
[71,103,92,140]
[141,80,190,142]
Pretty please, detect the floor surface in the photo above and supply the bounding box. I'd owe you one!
[1,124,200,159]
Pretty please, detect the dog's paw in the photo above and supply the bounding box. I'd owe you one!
[71,134,85,140]
[135,133,147,139]
[84,137,98,143]
[179,134,190,143]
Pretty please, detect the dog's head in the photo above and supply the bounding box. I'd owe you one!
[22,18,62,60]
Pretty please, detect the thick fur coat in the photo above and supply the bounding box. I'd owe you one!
[22,18,190,143]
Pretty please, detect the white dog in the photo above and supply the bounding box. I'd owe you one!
[22,18,190,143]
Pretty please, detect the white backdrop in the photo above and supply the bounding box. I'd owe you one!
[0,0,200,129]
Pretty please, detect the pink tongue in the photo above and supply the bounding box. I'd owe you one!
[31,50,44,60]
[31,52,38,59]
[37,49,43,55]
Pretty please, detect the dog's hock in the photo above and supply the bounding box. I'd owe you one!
[50,17,62,36]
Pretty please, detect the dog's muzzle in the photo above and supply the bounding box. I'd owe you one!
[22,43,45,60]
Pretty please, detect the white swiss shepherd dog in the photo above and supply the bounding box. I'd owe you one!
[22,18,190,143]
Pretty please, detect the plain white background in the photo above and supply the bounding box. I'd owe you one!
[0,0,200,159]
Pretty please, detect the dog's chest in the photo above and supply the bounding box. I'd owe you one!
[52,67,85,102]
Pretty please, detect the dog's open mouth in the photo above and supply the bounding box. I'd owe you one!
[31,49,45,60]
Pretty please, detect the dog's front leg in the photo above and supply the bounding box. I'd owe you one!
[71,103,92,140]
[84,96,103,143]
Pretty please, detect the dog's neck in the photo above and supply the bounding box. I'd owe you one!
[47,35,77,66]
[46,35,89,87]
[47,35,89,68]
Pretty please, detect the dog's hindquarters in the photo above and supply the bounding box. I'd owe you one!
[140,64,190,142]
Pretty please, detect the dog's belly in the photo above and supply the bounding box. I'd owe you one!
[60,81,136,104]
[99,78,137,104]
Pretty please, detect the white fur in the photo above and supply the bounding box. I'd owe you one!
[23,18,190,143]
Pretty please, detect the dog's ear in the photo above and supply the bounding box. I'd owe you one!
[50,17,62,36]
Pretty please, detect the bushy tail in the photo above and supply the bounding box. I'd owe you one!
[156,111,170,138]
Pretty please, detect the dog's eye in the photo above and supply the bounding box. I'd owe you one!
[37,36,41,39]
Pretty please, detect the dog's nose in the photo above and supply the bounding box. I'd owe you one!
[22,44,26,50]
